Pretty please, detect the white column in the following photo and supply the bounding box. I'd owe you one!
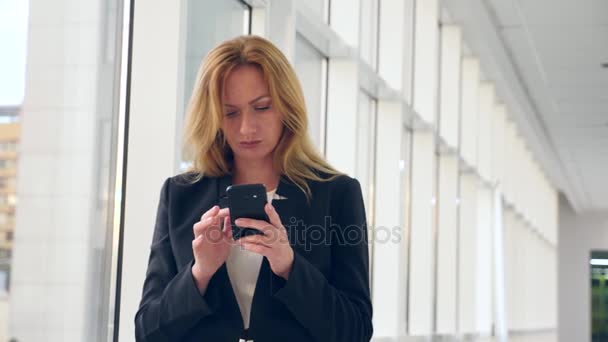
[458,173,477,333]
[436,154,459,334]
[460,58,480,169]
[408,131,436,335]
[477,82,495,182]
[475,185,493,333]
[372,101,406,339]
[324,0,361,177]
[118,1,182,340]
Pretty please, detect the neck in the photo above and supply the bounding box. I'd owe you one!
[232,157,280,191]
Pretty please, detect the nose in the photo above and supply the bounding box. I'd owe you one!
[239,110,257,136]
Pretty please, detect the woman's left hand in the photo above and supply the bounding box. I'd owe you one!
[235,203,294,280]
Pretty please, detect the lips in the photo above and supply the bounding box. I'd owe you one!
[239,140,261,148]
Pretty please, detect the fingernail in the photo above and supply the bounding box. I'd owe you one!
[235,219,242,225]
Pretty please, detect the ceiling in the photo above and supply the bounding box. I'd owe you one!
[485,0,608,212]
[443,0,608,213]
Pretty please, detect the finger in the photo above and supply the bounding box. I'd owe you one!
[265,203,284,230]
[192,233,203,248]
[223,216,235,242]
[193,219,209,237]
[194,215,220,237]
[239,234,272,248]
[201,205,219,220]
[222,215,231,232]
[217,207,230,219]
[234,218,274,235]
[240,241,270,256]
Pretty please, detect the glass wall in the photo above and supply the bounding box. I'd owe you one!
[0,0,562,341]
[294,34,328,152]
[4,0,129,341]
[178,0,251,171]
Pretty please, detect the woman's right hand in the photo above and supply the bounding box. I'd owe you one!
[191,205,234,293]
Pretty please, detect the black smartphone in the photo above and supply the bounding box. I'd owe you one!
[226,183,268,240]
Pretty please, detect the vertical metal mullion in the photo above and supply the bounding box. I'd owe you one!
[432,19,443,336]
[405,0,417,334]
[455,36,464,341]
[111,0,134,339]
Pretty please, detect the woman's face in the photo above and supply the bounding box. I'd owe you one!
[221,64,283,164]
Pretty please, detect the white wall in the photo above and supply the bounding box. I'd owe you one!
[0,296,7,342]
[558,198,608,342]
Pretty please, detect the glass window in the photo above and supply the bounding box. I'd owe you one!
[294,34,328,153]
[355,91,377,222]
[178,0,251,171]
[359,0,379,68]
[6,0,127,340]
[412,0,439,124]
[0,271,7,294]
[296,0,329,22]
[0,117,18,124]
[356,91,378,296]
[439,25,462,149]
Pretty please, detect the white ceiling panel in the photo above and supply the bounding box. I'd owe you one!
[486,0,608,212]
[554,102,608,115]
[515,0,608,26]
[546,69,608,87]
[486,0,520,27]
[546,114,608,128]
[550,87,608,102]
[549,126,608,139]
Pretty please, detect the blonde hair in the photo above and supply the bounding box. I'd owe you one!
[182,35,340,197]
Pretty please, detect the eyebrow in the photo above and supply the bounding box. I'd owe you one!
[223,95,271,108]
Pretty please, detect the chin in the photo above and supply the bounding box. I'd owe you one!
[234,149,273,162]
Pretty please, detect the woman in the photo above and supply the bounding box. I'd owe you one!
[135,35,373,342]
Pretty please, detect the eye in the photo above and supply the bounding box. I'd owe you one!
[254,105,271,112]
[225,110,238,117]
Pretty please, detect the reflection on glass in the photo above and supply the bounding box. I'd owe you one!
[592,251,608,342]
[4,1,126,341]
[179,0,251,171]
[296,0,329,22]
[294,34,327,153]
[359,0,378,68]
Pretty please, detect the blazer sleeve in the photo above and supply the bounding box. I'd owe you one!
[134,178,214,341]
[273,177,374,342]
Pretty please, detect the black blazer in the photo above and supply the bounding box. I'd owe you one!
[135,172,373,342]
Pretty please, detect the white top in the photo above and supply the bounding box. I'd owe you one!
[226,188,276,329]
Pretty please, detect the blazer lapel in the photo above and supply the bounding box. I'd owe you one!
[271,176,310,236]
[248,176,311,337]
[211,175,245,330]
